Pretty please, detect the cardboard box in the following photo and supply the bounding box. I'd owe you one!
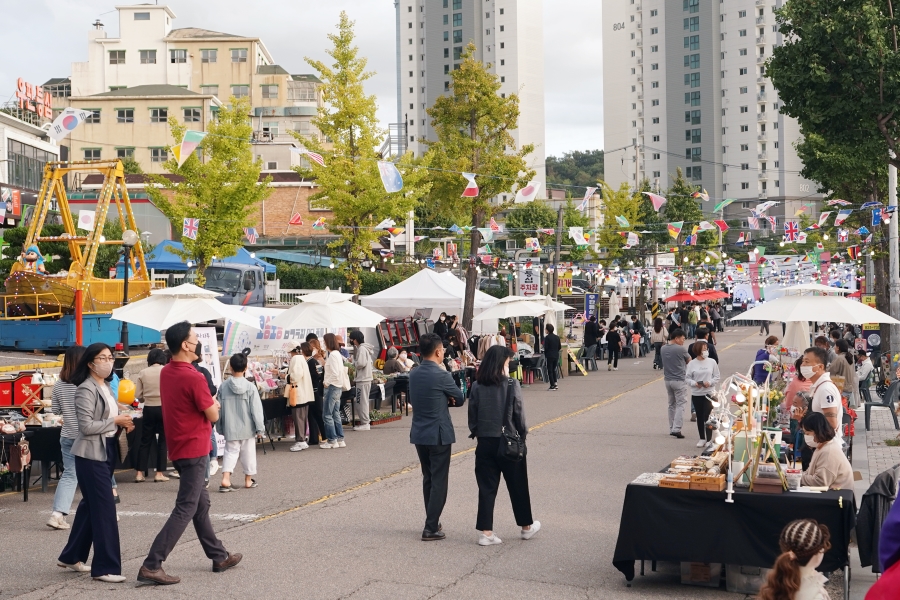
[726,564,771,594]
[680,562,723,587]
[659,476,691,489]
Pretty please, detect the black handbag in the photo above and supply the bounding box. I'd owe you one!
[497,378,526,462]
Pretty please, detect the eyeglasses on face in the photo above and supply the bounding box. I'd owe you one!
[93,355,115,363]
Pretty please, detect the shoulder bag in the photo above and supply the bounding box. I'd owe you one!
[497,378,526,462]
[288,384,298,407]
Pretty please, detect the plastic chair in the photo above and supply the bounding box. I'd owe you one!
[841,412,853,462]
[580,345,598,371]
[865,380,900,431]
[859,375,873,405]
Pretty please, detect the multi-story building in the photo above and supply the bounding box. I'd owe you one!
[0,110,61,229]
[602,0,821,237]
[394,0,546,199]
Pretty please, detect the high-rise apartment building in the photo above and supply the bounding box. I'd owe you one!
[602,0,821,234]
[394,0,546,199]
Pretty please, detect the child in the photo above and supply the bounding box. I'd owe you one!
[759,519,831,600]
[631,330,641,358]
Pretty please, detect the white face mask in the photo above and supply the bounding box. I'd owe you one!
[804,433,817,447]
[701,350,709,358]
[800,365,816,379]
[90,360,113,379]
[399,353,407,361]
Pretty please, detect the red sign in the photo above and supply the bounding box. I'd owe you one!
[10,190,20,216]
[15,78,53,119]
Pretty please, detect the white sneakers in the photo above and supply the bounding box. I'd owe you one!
[696,439,707,448]
[353,424,371,431]
[478,532,502,546]
[521,521,541,540]
[290,442,309,452]
[319,441,335,449]
[209,460,220,477]
[93,575,126,583]
[336,440,347,448]
[58,561,89,572]
[47,513,69,530]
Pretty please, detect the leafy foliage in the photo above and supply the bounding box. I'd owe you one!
[120,157,144,175]
[0,219,126,278]
[146,97,270,286]
[596,182,644,267]
[546,150,604,189]
[664,168,716,258]
[299,12,429,294]
[275,263,420,295]
[503,200,557,248]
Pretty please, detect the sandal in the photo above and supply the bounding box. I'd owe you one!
[245,479,258,489]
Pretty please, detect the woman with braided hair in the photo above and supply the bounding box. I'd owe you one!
[759,519,831,600]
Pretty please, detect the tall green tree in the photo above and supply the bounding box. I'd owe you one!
[299,12,429,293]
[546,150,604,189]
[597,182,643,267]
[147,97,270,285]
[503,200,557,248]
[424,43,535,328]
[664,168,716,259]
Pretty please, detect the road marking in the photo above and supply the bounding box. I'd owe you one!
[38,509,260,522]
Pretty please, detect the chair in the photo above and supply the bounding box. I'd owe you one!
[865,380,900,431]
[841,412,853,462]
[859,375,873,405]
[580,345,598,371]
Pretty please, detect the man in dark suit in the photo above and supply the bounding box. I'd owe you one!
[544,323,562,391]
[408,333,464,541]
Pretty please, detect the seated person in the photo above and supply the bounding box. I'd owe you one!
[382,348,405,375]
[398,350,415,370]
[799,412,854,490]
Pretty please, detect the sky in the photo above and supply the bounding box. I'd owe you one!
[0,0,602,158]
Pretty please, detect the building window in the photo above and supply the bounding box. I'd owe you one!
[232,85,249,98]
[444,64,450,74]
[653,153,661,159]
[83,148,101,160]
[652,99,660,106]
[499,7,504,14]
[444,48,450,58]
[445,81,450,91]
[684,73,701,87]
[453,30,463,43]
[691,128,701,143]
[651,45,658,52]
[6,140,54,191]
[775,180,780,188]
[691,148,702,162]
[116,148,134,159]
[261,84,278,99]
[689,166,702,179]
[139,50,156,64]
[652,81,659,88]
[134,12,150,20]
[684,35,700,50]
[740,106,749,113]
[684,54,700,69]
[739,29,747,37]
[740,144,749,151]
[263,121,279,136]
[653,171,661,178]
[741,163,749,170]
[684,0,699,13]
[444,31,449,41]
[740,87,748,94]
[453,0,462,8]
[739,10,747,17]
[685,91,700,106]
[652,117,660,124]
[169,49,187,64]
[741,182,750,189]
[500,25,505,32]
[500,42,505,48]
[739,67,748,75]
[116,109,133,123]
[109,50,126,65]
[231,48,248,63]
[651,9,658,16]
[453,13,462,26]
[652,135,660,142]
[454,46,463,60]
[150,108,168,123]
[683,17,699,31]
[85,109,101,124]
[200,85,219,96]
[183,108,201,122]
[501,59,505,65]
[150,148,168,163]
[651,27,658,34]
[651,63,659,70]
[201,49,217,63]
[443,15,449,25]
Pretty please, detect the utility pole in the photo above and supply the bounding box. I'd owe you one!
[889,161,900,353]
[652,243,659,303]
[552,206,564,298]
[634,138,640,191]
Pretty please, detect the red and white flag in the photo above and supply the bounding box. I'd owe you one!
[818,212,832,227]
[514,181,541,203]
[291,146,325,167]
[461,173,479,197]
[289,213,303,225]
[643,192,667,211]
[182,218,199,240]
[713,220,729,232]
[489,217,501,231]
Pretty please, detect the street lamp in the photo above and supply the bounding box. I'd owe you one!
[119,229,139,353]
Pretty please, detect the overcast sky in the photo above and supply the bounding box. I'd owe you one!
[0,0,602,157]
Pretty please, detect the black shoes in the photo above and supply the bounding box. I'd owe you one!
[422,529,446,541]
[670,431,685,439]
[212,552,243,573]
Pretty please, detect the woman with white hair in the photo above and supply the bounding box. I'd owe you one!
[383,347,405,375]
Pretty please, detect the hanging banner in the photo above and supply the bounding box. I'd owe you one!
[222,306,345,357]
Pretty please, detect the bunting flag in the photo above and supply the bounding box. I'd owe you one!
[865,234,874,244]
[525,237,541,252]
[182,218,199,240]
[291,146,326,167]
[174,130,208,168]
[713,220,729,232]
[489,217,501,231]
[806,224,820,231]
[477,244,492,255]
[735,262,745,273]
[413,236,426,242]
[816,242,825,251]
[77,210,96,232]
[756,201,777,214]
[374,218,395,230]
[447,242,458,259]
[461,172,479,197]
[514,181,541,203]
[242,227,258,244]
[643,192,667,211]
[834,209,853,226]
[379,249,394,258]
[478,228,494,243]
[449,224,463,234]
[847,245,861,259]
[827,198,852,206]
[537,228,555,235]
[569,226,588,245]
[623,232,640,249]
[377,161,404,193]
[794,205,810,217]
[432,247,443,261]
[698,221,716,231]
[615,215,630,228]
[783,220,799,241]
[385,227,405,236]
[48,107,92,143]
[691,189,710,202]
[766,216,777,230]
[667,222,683,239]
[289,213,303,226]
[312,217,327,230]
[857,226,870,236]
[860,201,883,210]
[873,210,883,227]
[683,234,697,246]
[748,217,760,230]
[690,225,700,236]
[797,231,808,244]
[838,229,849,242]
[817,212,832,227]
[713,198,735,213]
[578,187,597,212]
[883,208,894,225]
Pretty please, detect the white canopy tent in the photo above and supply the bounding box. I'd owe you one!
[730,294,900,325]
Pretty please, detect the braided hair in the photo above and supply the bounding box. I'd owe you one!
[759,519,831,600]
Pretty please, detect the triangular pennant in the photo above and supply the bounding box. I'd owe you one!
[578,187,597,212]
[713,198,735,213]
[698,221,716,231]
[514,181,541,203]
[667,222,683,239]
[289,213,303,226]
[489,217,501,232]
[386,227,406,237]
[478,228,494,243]
[827,198,851,206]
[616,215,630,228]
[834,209,853,226]
[312,217,326,230]
[643,192,667,211]
[713,220,729,232]
[461,172,479,197]
[691,189,710,202]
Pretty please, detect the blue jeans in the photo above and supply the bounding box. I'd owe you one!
[322,385,345,443]
[54,437,78,515]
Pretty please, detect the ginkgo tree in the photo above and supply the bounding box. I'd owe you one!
[297,12,429,293]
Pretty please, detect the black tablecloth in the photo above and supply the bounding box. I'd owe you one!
[24,426,63,463]
[612,484,856,581]
[261,379,398,422]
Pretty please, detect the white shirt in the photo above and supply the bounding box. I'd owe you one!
[810,372,843,438]
[857,358,874,382]
[98,382,119,438]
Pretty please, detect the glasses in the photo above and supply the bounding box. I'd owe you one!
[94,356,115,363]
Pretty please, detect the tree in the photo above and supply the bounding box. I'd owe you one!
[546,150,604,189]
[503,200,557,248]
[424,43,535,328]
[121,157,143,175]
[596,182,643,267]
[664,168,716,259]
[563,198,591,262]
[146,97,270,285]
[299,12,429,293]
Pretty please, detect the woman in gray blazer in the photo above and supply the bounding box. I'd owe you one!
[57,343,134,582]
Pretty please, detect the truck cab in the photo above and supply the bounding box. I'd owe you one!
[186,264,266,307]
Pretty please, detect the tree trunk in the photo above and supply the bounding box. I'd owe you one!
[462,212,484,331]
[875,254,893,354]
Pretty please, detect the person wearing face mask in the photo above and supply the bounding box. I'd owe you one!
[349,330,375,431]
[753,336,779,385]
[828,339,859,408]
[783,357,812,415]
[56,343,134,583]
[801,346,843,438]
[799,412,853,490]
[759,519,832,600]
[433,312,449,341]
[685,340,720,448]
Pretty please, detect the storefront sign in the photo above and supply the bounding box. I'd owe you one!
[15,78,52,119]
[862,295,879,333]
[517,263,540,297]
[222,306,344,356]
[557,270,573,295]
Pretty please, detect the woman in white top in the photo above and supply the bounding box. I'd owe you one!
[759,519,832,600]
[685,340,720,447]
[287,346,316,452]
[320,333,346,449]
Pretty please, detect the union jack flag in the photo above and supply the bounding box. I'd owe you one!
[838,229,849,242]
[243,227,258,244]
[783,220,799,241]
[182,218,199,240]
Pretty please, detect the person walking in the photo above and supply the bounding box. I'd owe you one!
[349,330,375,431]
[759,319,770,336]
[300,342,327,446]
[217,353,265,491]
[134,348,170,483]
[320,333,347,449]
[138,322,240,586]
[661,329,691,439]
[650,318,666,370]
[686,340,720,448]
[687,305,699,339]
[57,343,134,582]
[467,346,540,546]
[606,324,623,371]
[408,333,464,541]
[47,345,86,530]
[288,345,315,452]
[543,323,561,391]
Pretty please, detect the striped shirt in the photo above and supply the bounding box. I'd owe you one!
[50,382,79,439]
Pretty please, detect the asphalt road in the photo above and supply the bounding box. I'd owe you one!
[0,326,861,598]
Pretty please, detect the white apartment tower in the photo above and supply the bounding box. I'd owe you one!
[395,0,546,198]
[602,0,821,231]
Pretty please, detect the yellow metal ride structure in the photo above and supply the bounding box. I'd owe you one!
[0,160,158,320]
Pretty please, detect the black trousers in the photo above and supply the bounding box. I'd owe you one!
[307,392,325,443]
[137,405,167,474]
[608,348,620,368]
[415,443,452,532]
[59,437,121,577]
[692,395,713,442]
[546,355,558,387]
[653,342,663,368]
[143,456,229,570]
[474,437,533,531]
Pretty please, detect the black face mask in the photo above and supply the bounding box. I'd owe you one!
[193,341,202,359]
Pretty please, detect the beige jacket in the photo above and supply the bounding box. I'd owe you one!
[287,355,315,406]
[801,437,854,490]
[134,364,164,407]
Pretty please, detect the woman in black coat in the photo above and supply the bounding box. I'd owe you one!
[433,312,449,340]
[467,346,540,546]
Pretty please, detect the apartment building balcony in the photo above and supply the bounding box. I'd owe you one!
[636,40,643,47]
[758,133,767,141]
[637,58,642,65]
[758,171,768,179]
[759,191,768,199]
[637,76,643,83]
[756,35,766,45]
[757,112,767,121]
[756,16,766,24]
[757,92,767,101]
[757,76,767,83]
[637,111,643,117]
[755,0,766,5]
[758,152,767,160]
[637,94,643,100]
[637,22,642,29]
[757,56,766,63]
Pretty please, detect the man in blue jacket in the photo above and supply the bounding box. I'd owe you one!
[409,333,464,541]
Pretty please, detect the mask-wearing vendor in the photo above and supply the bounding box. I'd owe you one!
[21,245,47,274]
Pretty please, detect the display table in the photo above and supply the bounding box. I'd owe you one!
[612,483,855,591]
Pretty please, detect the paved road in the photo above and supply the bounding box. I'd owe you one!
[0,327,864,598]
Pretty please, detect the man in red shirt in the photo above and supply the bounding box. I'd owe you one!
[138,322,241,585]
